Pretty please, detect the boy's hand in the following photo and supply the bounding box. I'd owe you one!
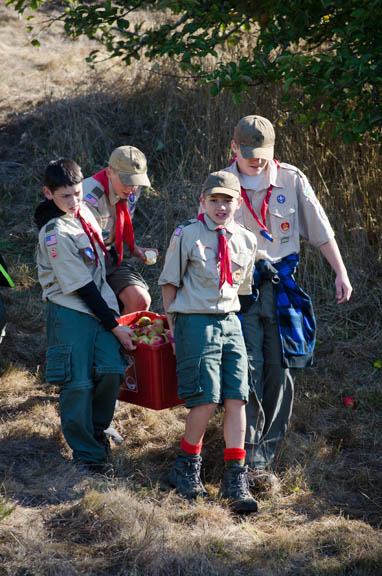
[111,325,136,350]
[335,271,353,304]
[132,245,158,263]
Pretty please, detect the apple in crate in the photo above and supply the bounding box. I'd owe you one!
[149,334,167,346]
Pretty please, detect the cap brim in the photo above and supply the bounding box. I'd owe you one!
[240,144,274,160]
[119,172,151,187]
[204,186,240,199]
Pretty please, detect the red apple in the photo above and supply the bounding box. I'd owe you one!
[149,334,166,346]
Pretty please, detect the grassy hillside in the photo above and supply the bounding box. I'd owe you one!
[0,4,381,575]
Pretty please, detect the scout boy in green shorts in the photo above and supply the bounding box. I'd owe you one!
[35,158,135,476]
[82,145,157,315]
[159,170,258,513]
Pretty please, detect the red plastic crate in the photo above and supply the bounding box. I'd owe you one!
[117,311,184,410]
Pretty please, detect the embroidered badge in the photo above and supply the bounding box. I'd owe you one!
[46,234,57,246]
[174,226,183,237]
[281,237,290,243]
[84,193,98,206]
[128,193,136,204]
[233,269,242,283]
[84,247,96,260]
[277,194,286,204]
[281,222,290,232]
[50,248,57,258]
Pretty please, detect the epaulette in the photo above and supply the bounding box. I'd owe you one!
[182,218,197,227]
[45,221,56,233]
[278,162,305,178]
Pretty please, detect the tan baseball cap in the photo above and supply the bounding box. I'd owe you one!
[108,146,151,187]
[233,115,275,160]
[202,170,241,199]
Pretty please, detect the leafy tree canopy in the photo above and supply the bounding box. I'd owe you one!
[8,0,382,144]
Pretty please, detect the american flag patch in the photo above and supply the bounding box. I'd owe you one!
[174,226,183,237]
[84,193,97,206]
[46,234,57,246]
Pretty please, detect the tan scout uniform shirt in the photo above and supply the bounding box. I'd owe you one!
[82,175,141,248]
[37,203,119,316]
[158,215,257,315]
[225,160,335,263]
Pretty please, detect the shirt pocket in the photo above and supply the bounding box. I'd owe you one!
[191,242,219,279]
[45,345,72,383]
[231,251,253,285]
[76,233,97,264]
[269,200,296,239]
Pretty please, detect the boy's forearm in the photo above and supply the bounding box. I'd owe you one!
[161,284,177,332]
[319,238,347,274]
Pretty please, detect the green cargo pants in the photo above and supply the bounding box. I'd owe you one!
[45,302,126,464]
[241,280,294,470]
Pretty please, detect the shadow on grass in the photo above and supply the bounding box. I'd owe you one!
[0,432,87,506]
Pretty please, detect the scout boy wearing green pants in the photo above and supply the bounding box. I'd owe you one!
[35,158,135,476]
[221,115,352,489]
[159,170,258,513]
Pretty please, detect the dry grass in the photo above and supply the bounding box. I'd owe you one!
[0,4,381,575]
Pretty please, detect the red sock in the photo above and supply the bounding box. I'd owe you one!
[181,437,202,455]
[224,447,246,465]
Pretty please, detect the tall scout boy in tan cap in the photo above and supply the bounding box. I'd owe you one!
[35,158,136,476]
[82,145,157,316]
[220,115,352,490]
[159,170,258,513]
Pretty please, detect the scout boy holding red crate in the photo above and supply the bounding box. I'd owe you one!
[159,170,258,513]
[35,158,135,477]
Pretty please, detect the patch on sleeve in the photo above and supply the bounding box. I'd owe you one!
[84,192,98,206]
[46,234,57,246]
[90,185,104,199]
[174,226,183,237]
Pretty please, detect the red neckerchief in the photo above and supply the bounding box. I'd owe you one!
[197,213,233,289]
[231,157,279,242]
[93,168,135,265]
[74,208,109,267]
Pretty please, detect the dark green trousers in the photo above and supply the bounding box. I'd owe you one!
[45,302,126,464]
[241,281,294,470]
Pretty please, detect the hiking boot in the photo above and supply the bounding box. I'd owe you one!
[247,468,280,493]
[219,464,258,513]
[168,455,208,500]
[94,431,112,458]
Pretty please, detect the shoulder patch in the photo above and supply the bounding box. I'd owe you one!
[45,222,56,233]
[84,192,99,206]
[90,186,104,199]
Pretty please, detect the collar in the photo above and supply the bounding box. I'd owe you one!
[203,213,236,235]
[107,179,121,206]
[230,159,282,191]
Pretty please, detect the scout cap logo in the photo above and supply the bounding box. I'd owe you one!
[108,146,151,187]
[234,115,275,160]
[202,170,241,199]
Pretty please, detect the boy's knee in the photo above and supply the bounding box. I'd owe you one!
[119,285,151,314]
